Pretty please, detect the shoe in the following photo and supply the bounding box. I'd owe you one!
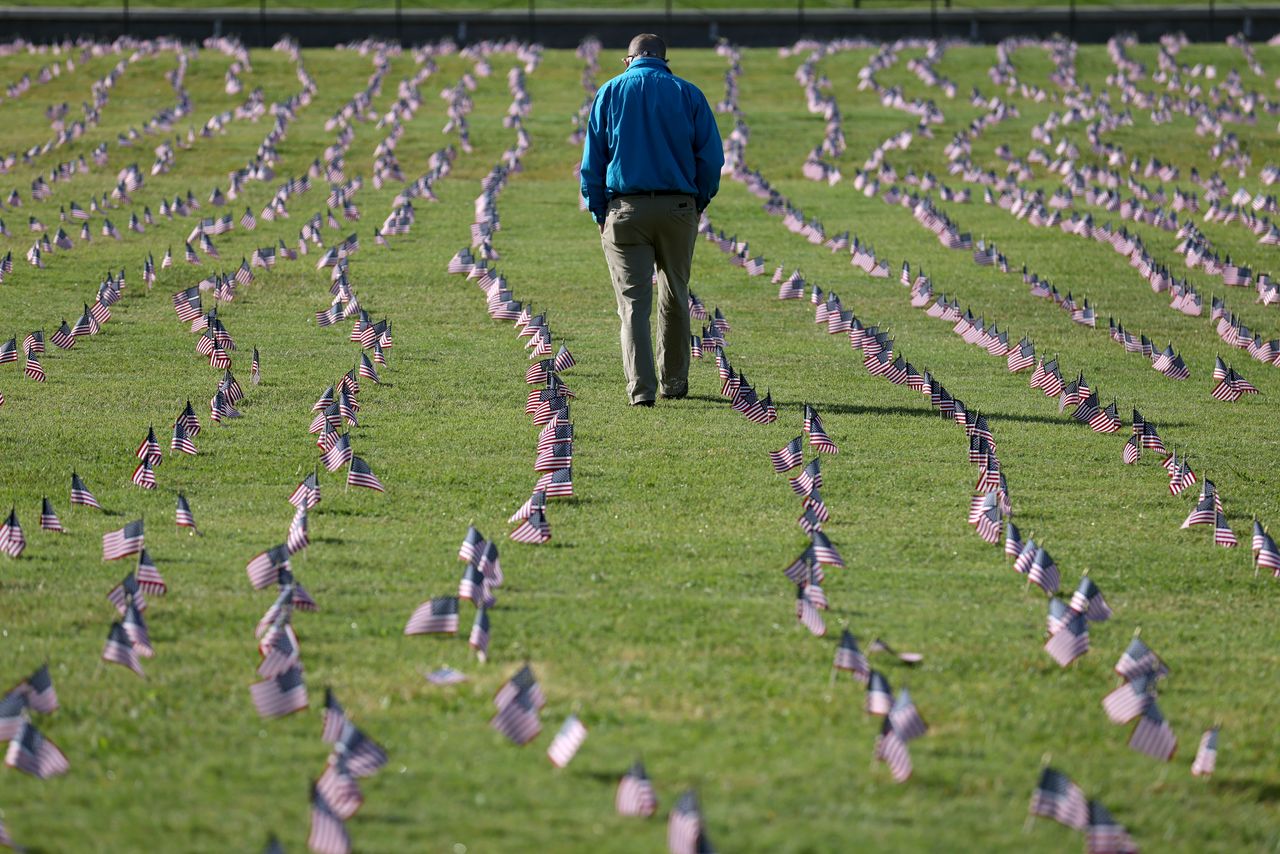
[659,391,687,400]
[631,400,655,408]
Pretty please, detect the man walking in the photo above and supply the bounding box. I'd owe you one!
[581,34,724,406]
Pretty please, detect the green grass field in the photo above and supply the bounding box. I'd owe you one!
[0,0,1262,12]
[0,35,1277,853]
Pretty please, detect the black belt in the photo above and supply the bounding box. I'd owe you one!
[613,190,692,199]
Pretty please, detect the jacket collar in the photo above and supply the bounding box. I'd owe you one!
[627,56,670,74]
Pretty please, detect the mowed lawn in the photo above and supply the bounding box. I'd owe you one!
[0,38,1276,852]
[0,0,1264,10]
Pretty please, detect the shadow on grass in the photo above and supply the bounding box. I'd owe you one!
[1207,777,1280,805]
[782,400,1191,430]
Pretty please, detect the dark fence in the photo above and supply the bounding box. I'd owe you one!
[0,2,1276,46]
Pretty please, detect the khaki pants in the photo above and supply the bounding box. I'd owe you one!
[599,193,698,403]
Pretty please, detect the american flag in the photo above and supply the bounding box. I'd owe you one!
[257,621,299,679]
[0,509,26,557]
[246,545,291,589]
[1123,434,1140,464]
[553,344,576,372]
[1128,702,1177,761]
[833,629,869,681]
[5,719,70,778]
[423,667,467,686]
[251,348,261,385]
[102,519,144,560]
[175,493,197,531]
[494,664,545,712]
[404,596,460,635]
[308,784,352,854]
[1086,800,1138,854]
[180,400,201,437]
[171,419,198,458]
[866,670,893,715]
[546,714,588,768]
[509,489,549,524]
[1007,337,1036,372]
[1028,546,1060,594]
[874,718,913,783]
[616,760,658,817]
[510,509,551,544]
[783,546,818,586]
[0,691,25,741]
[287,508,309,554]
[357,352,380,384]
[534,467,574,497]
[489,688,541,746]
[289,472,321,510]
[107,572,147,615]
[769,436,804,472]
[1101,674,1154,724]
[346,456,385,492]
[803,404,838,453]
[52,320,75,349]
[1213,513,1239,547]
[667,790,704,854]
[71,306,96,337]
[1257,530,1280,575]
[869,638,923,664]
[459,526,485,563]
[123,598,153,658]
[102,621,144,677]
[131,460,157,490]
[1029,767,1088,830]
[477,541,504,588]
[795,586,826,636]
[802,488,829,523]
[534,442,573,472]
[21,663,58,714]
[789,458,822,495]
[459,560,494,608]
[136,550,166,595]
[321,688,348,743]
[1114,636,1168,682]
[1045,611,1089,666]
[810,530,845,567]
[1191,727,1219,777]
[315,762,363,820]
[1069,575,1111,621]
[1004,522,1023,558]
[888,688,928,741]
[802,565,827,610]
[323,434,353,472]
[333,720,388,778]
[469,607,491,661]
[23,349,44,382]
[250,666,309,719]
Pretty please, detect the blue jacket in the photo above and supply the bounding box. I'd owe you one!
[580,57,724,224]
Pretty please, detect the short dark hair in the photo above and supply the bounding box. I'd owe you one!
[628,34,667,60]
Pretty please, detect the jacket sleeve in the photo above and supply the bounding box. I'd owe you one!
[580,88,611,224]
[690,91,724,213]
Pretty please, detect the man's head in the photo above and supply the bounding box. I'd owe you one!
[626,34,667,63]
